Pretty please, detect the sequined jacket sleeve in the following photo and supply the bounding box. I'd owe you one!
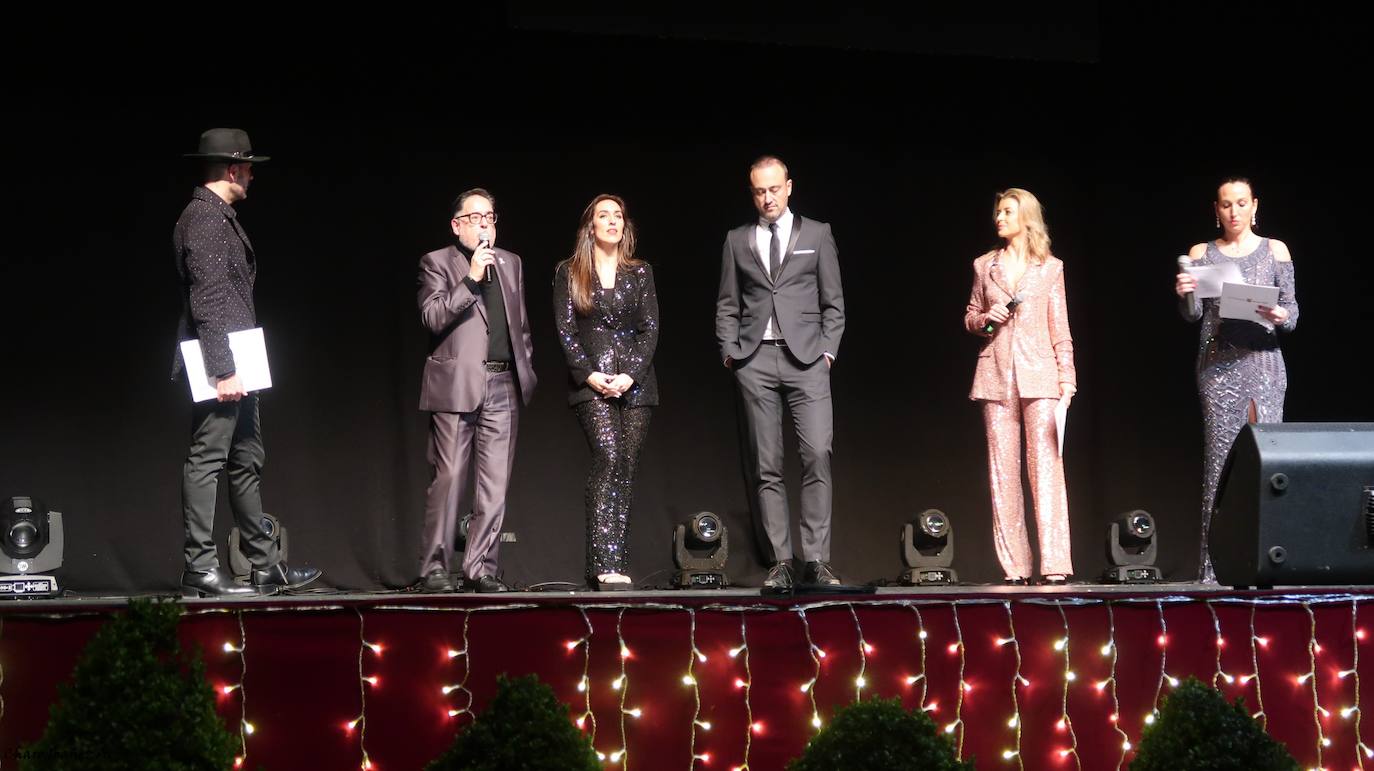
[172,192,257,379]
[1047,260,1076,386]
[624,264,659,384]
[553,262,596,385]
[964,254,994,337]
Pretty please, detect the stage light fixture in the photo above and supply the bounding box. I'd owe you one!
[1102,509,1162,583]
[899,508,958,586]
[1,495,64,597]
[673,511,729,589]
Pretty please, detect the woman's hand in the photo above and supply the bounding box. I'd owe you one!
[1256,304,1289,325]
[607,374,635,396]
[986,303,1011,325]
[1175,272,1197,298]
[587,372,617,396]
[1059,382,1077,402]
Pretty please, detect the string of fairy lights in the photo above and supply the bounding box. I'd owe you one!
[1349,598,1371,768]
[1053,602,1082,769]
[797,608,824,731]
[1099,601,1132,770]
[441,610,474,722]
[942,602,969,759]
[217,609,250,769]
[904,605,930,708]
[729,612,754,771]
[6,593,1365,769]
[997,601,1027,768]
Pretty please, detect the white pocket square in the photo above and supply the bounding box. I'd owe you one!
[793,249,816,254]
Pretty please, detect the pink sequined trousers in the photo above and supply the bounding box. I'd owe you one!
[982,397,1073,579]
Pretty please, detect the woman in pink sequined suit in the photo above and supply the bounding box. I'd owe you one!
[964,188,1077,585]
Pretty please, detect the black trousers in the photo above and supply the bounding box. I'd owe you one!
[181,394,279,571]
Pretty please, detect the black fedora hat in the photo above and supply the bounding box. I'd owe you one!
[184,128,270,163]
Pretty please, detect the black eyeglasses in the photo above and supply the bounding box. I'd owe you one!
[454,212,499,225]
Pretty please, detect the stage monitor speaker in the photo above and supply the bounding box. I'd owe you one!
[1211,423,1374,587]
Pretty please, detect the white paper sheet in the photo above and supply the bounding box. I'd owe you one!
[1181,261,1244,299]
[1055,397,1069,457]
[179,328,273,402]
[1218,282,1281,329]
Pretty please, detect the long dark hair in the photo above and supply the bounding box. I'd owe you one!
[562,194,641,316]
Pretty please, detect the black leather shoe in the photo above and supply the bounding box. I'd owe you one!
[1003,577,1030,586]
[465,575,511,593]
[804,560,841,586]
[1037,574,1072,586]
[763,561,795,590]
[182,567,259,598]
[422,568,456,592]
[251,562,322,594]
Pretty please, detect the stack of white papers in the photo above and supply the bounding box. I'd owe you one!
[179,328,273,402]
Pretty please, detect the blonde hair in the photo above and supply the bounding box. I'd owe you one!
[561,194,642,316]
[996,187,1052,264]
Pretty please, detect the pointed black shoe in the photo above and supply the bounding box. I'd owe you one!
[422,567,456,592]
[251,562,322,594]
[762,561,795,591]
[465,575,512,593]
[803,560,842,587]
[182,567,258,598]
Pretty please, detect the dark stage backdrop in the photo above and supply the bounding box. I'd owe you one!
[2,18,1366,593]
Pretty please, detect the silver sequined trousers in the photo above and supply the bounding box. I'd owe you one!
[574,400,652,579]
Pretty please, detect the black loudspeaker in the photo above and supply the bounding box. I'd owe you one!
[1211,423,1374,587]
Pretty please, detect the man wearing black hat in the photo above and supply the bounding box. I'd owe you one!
[172,128,320,597]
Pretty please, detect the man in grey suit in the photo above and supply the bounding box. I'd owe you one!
[417,188,536,592]
[716,156,846,590]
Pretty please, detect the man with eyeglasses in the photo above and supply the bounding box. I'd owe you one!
[416,189,536,592]
[715,155,846,592]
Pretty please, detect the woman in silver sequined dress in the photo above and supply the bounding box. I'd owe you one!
[1176,177,1298,584]
[554,194,659,591]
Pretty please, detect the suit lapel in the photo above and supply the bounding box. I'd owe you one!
[229,216,254,259]
[744,226,772,286]
[777,215,804,282]
[495,250,516,331]
[989,251,1014,301]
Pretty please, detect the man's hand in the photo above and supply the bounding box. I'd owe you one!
[217,374,247,402]
[467,245,496,282]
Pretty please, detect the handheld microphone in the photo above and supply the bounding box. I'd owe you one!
[479,234,494,284]
[983,293,1022,334]
[1176,255,1193,302]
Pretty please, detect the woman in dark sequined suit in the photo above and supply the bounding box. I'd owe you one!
[554,194,659,590]
[1176,177,1298,584]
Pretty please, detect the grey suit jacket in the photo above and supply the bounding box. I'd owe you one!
[715,214,845,365]
[417,244,536,413]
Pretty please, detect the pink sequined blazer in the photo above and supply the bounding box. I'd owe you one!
[964,250,1076,401]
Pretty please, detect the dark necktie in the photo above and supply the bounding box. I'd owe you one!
[768,222,781,281]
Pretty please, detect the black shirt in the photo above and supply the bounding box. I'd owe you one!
[455,242,512,362]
